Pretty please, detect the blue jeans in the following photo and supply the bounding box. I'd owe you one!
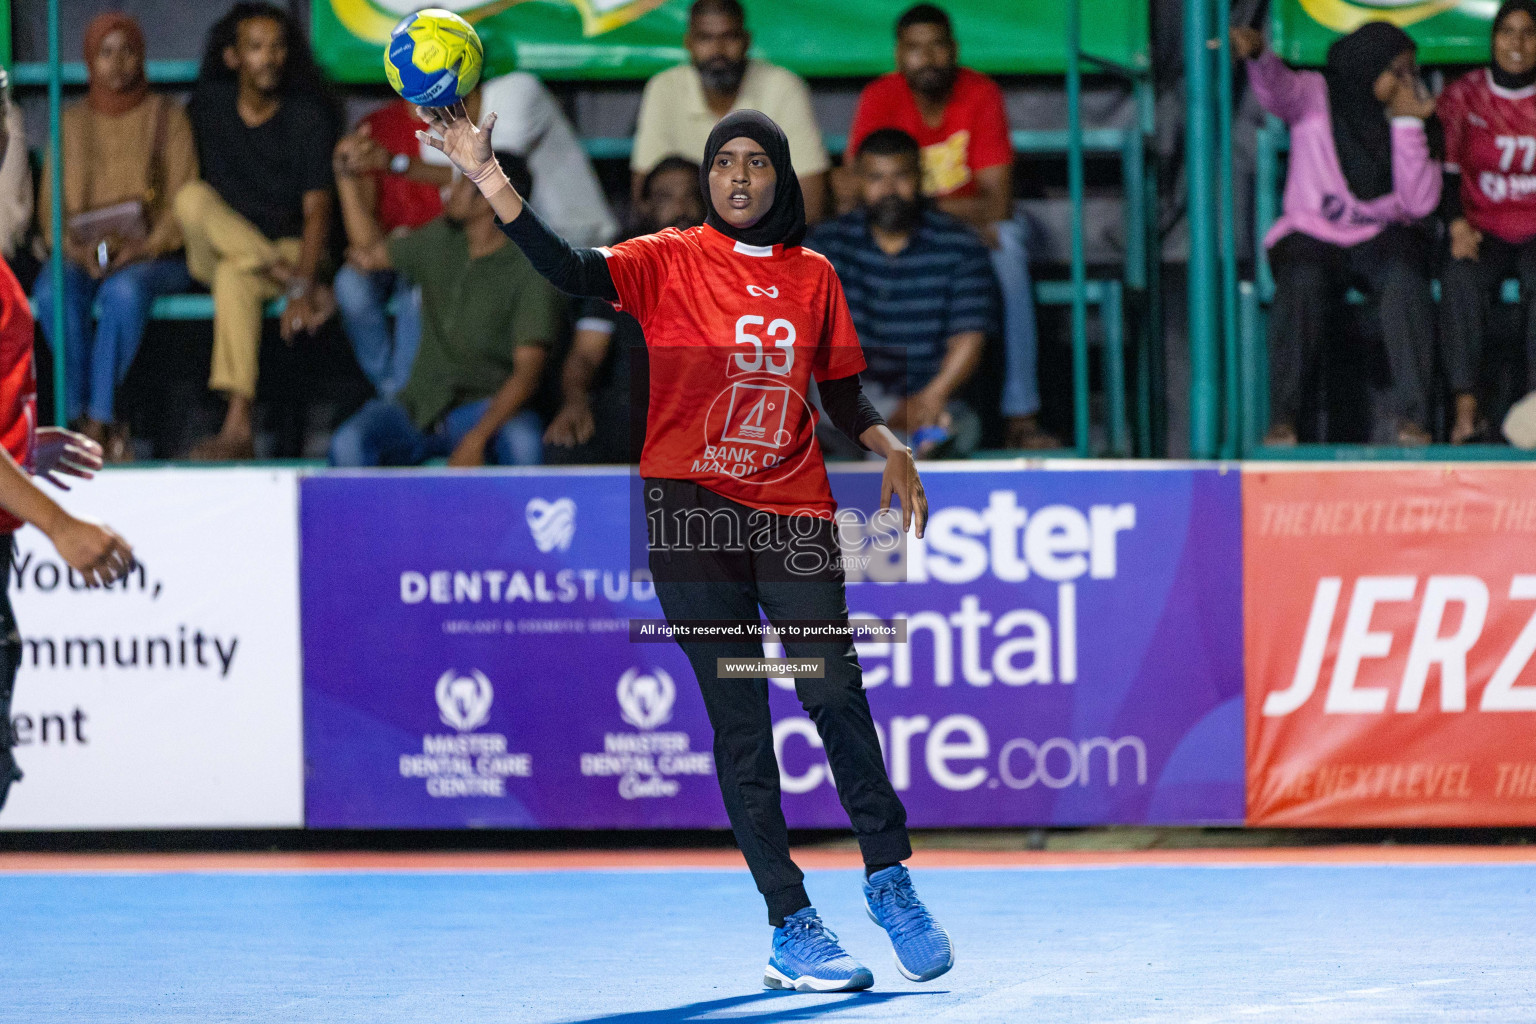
[994,214,1041,418]
[31,258,192,423]
[328,397,544,467]
[334,265,421,400]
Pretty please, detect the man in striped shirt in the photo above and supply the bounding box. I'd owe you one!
[808,128,998,458]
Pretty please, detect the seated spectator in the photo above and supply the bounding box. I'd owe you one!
[417,72,617,246]
[0,70,30,269]
[31,13,196,461]
[630,0,829,221]
[543,157,705,465]
[1233,23,1439,445]
[847,3,1053,449]
[176,2,338,460]
[1440,0,1536,445]
[808,129,994,459]
[330,100,442,400]
[329,152,557,467]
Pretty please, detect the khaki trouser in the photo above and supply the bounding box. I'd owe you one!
[173,181,301,401]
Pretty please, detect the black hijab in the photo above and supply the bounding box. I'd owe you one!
[1492,0,1536,91]
[1324,21,1417,201]
[700,109,807,250]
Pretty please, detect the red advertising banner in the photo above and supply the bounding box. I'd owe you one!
[1245,465,1536,826]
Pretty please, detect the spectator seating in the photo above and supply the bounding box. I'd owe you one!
[1243,114,1532,459]
[17,59,1145,456]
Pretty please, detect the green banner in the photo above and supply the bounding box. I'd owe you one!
[311,0,1149,83]
[1273,0,1500,67]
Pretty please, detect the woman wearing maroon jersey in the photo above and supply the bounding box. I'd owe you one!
[1439,0,1536,444]
[417,106,952,990]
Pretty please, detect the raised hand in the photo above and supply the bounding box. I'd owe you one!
[415,103,496,176]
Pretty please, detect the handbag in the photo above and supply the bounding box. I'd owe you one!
[66,95,171,252]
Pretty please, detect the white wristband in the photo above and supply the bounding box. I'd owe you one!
[465,156,510,199]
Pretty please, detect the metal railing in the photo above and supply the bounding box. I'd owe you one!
[24,0,1156,457]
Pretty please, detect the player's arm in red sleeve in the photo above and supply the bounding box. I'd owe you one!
[934,74,1014,229]
[813,265,868,384]
[594,232,676,327]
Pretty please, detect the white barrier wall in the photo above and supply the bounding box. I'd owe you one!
[0,468,304,829]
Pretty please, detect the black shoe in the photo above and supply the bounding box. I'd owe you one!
[0,751,22,814]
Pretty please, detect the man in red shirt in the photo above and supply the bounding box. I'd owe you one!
[847,3,1055,448]
[329,100,444,400]
[0,252,135,811]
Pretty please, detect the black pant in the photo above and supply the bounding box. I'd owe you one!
[0,535,22,808]
[644,478,911,925]
[1440,233,1536,396]
[1267,227,1435,431]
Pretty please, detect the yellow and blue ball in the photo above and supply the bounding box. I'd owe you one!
[384,9,484,107]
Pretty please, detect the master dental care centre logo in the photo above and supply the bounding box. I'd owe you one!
[398,669,533,798]
[775,489,1150,797]
[580,667,714,799]
[396,497,655,617]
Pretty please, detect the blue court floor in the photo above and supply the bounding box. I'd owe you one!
[5,862,1534,1023]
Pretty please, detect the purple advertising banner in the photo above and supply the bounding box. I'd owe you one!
[300,464,1244,828]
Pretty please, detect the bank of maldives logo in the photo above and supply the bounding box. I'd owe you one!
[526,497,577,553]
[617,667,675,731]
[436,669,494,732]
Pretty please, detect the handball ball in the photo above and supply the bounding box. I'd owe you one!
[385,9,484,107]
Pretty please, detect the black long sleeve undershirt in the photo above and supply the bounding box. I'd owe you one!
[497,203,619,302]
[818,374,886,451]
[500,203,887,450]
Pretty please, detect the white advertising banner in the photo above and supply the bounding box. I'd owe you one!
[0,468,304,829]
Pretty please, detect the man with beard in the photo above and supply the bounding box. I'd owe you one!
[808,129,995,459]
[847,3,1055,450]
[176,2,339,459]
[631,0,828,221]
[327,152,560,468]
[544,158,705,465]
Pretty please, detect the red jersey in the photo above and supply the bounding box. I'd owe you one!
[848,68,1013,199]
[362,100,444,233]
[599,224,866,518]
[1439,69,1536,243]
[0,259,36,534]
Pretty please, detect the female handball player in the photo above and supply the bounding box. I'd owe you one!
[417,103,952,991]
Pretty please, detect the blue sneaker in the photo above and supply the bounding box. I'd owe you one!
[764,908,874,992]
[863,865,953,982]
